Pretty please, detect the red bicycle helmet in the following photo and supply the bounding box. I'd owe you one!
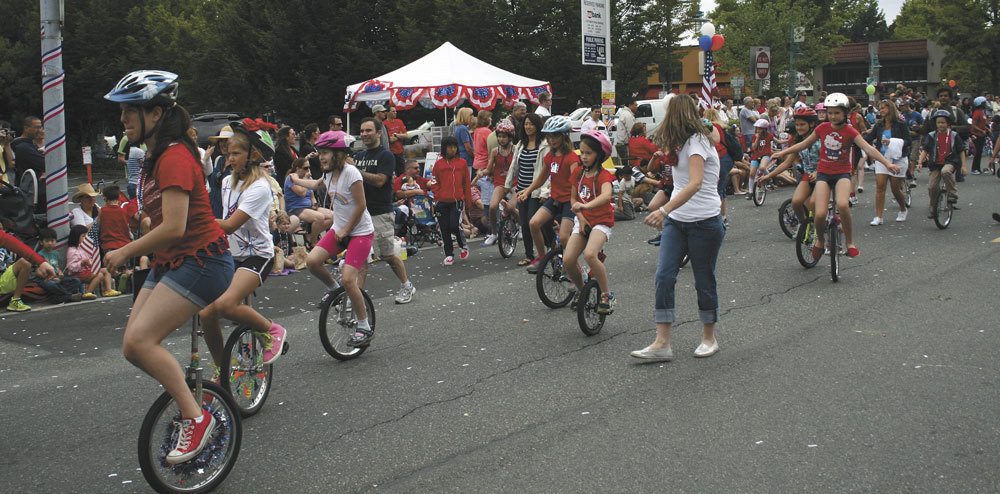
[793,107,818,121]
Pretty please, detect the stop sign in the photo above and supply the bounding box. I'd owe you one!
[756,50,770,79]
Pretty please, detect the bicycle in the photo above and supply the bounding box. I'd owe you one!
[317,257,376,361]
[930,176,954,230]
[496,194,520,259]
[138,315,242,494]
[220,292,289,417]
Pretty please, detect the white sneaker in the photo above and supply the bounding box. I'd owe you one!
[870,216,882,226]
[394,283,415,304]
[895,210,908,222]
[442,256,454,266]
[483,234,497,246]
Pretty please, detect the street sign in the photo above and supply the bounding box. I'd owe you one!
[601,79,615,108]
[751,46,771,80]
[581,0,610,66]
[731,76,744,88]
[793,26,805,43]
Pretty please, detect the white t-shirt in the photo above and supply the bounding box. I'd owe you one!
[70,206,96,228]
[534,105,551,117]
[581,118,606,133]
[324,164,375,237]
[221,176,274,260]
[669,133,722,222]
[615,107,635,144]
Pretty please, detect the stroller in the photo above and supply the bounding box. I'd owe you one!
[0,170,46,247]
[402,194,442,248]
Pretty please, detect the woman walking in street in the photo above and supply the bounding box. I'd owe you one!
[631,94,726,362]
[504,113,550,266]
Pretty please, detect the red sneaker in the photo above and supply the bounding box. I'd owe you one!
[166,409,216,465]
[459,248,469,260]
[846,246,860,257]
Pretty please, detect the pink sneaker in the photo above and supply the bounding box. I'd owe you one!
[262,322,287,364]
[459,248,469,260]
[166,409,216,465]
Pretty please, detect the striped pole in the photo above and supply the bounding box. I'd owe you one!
[40,0,70,248]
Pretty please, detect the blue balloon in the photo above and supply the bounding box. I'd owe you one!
[699,35,713,51]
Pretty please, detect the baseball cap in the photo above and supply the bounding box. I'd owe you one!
[371,104,387,113]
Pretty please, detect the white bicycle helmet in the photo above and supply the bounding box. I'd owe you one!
[754,118,770,129]
[540,115,572,134]
[824,92,850,110]
[104,70,179,107]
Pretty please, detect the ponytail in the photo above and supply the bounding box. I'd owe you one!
[144,104,200,178]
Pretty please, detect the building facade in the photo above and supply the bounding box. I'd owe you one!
[815,39,945,98]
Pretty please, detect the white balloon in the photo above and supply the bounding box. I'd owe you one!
[701,22,716,37]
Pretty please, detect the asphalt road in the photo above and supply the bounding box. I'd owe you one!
[2,171,999,493]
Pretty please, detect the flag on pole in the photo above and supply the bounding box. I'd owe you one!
[700,50,717,110]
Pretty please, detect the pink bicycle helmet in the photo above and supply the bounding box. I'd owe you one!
[581,129,612,156]
[814,102,826,112]
[495,119,516,136]
[315,130,350,150]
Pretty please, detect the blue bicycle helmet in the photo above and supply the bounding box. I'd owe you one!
[104,70,179,107]
[540,115,572,134]
[973,96,988,108]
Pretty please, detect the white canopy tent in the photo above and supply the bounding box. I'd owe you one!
[343,42,551,127]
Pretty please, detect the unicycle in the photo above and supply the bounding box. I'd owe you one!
[778,198,799,239]
[931,179,954,230]
[317,261,376,361]
[138,316,242,494]
[751,170,767,206]
[220,293,288,417]
[536,247,574,308]
[497,199,519,259]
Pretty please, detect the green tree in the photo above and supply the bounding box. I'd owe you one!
[711,0,846,97]
[837,0,891,42]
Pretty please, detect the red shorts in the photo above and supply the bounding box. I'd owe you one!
[316,230,374,270]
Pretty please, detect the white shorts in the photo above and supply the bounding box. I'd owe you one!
[875,158,907,178]
[572,216,612,241]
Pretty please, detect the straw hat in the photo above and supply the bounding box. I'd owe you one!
[72,183,100,202]
[208,125,234,142]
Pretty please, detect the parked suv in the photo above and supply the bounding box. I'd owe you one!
[191,112,241,147]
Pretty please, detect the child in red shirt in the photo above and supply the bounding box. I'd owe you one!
[431,136,473,265]
[565,131,616,315]
[519,123,580,271]
[773,93,896,259]
[99,184,133,253]
[747,118,774,197]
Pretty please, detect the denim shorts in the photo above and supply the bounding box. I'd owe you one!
[541,198,574,221]
[143,251,235,308]
[815,172,852,187]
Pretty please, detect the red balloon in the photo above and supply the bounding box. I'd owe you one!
[948,79,956,88]
[711,34,725,51]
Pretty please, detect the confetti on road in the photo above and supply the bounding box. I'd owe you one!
[755,441,763,445]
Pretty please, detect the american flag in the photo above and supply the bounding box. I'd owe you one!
[83,225,102,275]
[700,50,717,110]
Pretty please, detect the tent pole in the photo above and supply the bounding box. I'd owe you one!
[443,107,447,125]
[347,112,351,135]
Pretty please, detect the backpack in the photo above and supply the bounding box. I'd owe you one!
[723,131,743,159]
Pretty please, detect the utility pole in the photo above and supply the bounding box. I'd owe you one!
[40,0,70,247]
[789,26,804,97]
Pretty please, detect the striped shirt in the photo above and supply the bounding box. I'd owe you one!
[516,146,539,191]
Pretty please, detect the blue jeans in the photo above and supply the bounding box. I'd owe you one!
[654,215,726,324]
[718,155,735,199]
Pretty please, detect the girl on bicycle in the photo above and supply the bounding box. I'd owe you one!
[760,107,821,223]
[520,115,580,273]
[565,130,616,315]
[773,93,898,259]
[746,118,774,198]
[199,119,289,379]
[294,131,376,347]
[480,119,516,246]
[631,94,725,362]
[103,71,234,464]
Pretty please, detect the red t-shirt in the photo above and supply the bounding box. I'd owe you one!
[99,204,131,251]
[971,109,988,137]
[711,124,728,158]
[750,133,773,161]
[628,135,660,163]
[814,122,860,175]
[383,118,407,155]
[141,143,227,270]
[935,133,951,165]
[572,166,615,227]
[472,127,492,170]
[393,174,429,194]
[545,151,580,203]
[492,149,513,185]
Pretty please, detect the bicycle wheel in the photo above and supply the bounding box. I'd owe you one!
[829,219,840,282]
[498,216,517,259]
[778,198,799,239]
[933,187,952,229]
[138,380,242,494]
[903,183,912,207]
[795,221,820,268]
[221,326,272,417]
[577,279,606,336]
[318,287,374,360]
[752,181,766,206]
[535,249,574,308]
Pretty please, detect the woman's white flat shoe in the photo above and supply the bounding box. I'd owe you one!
[630,346,674,362]
[694,341,720,358]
